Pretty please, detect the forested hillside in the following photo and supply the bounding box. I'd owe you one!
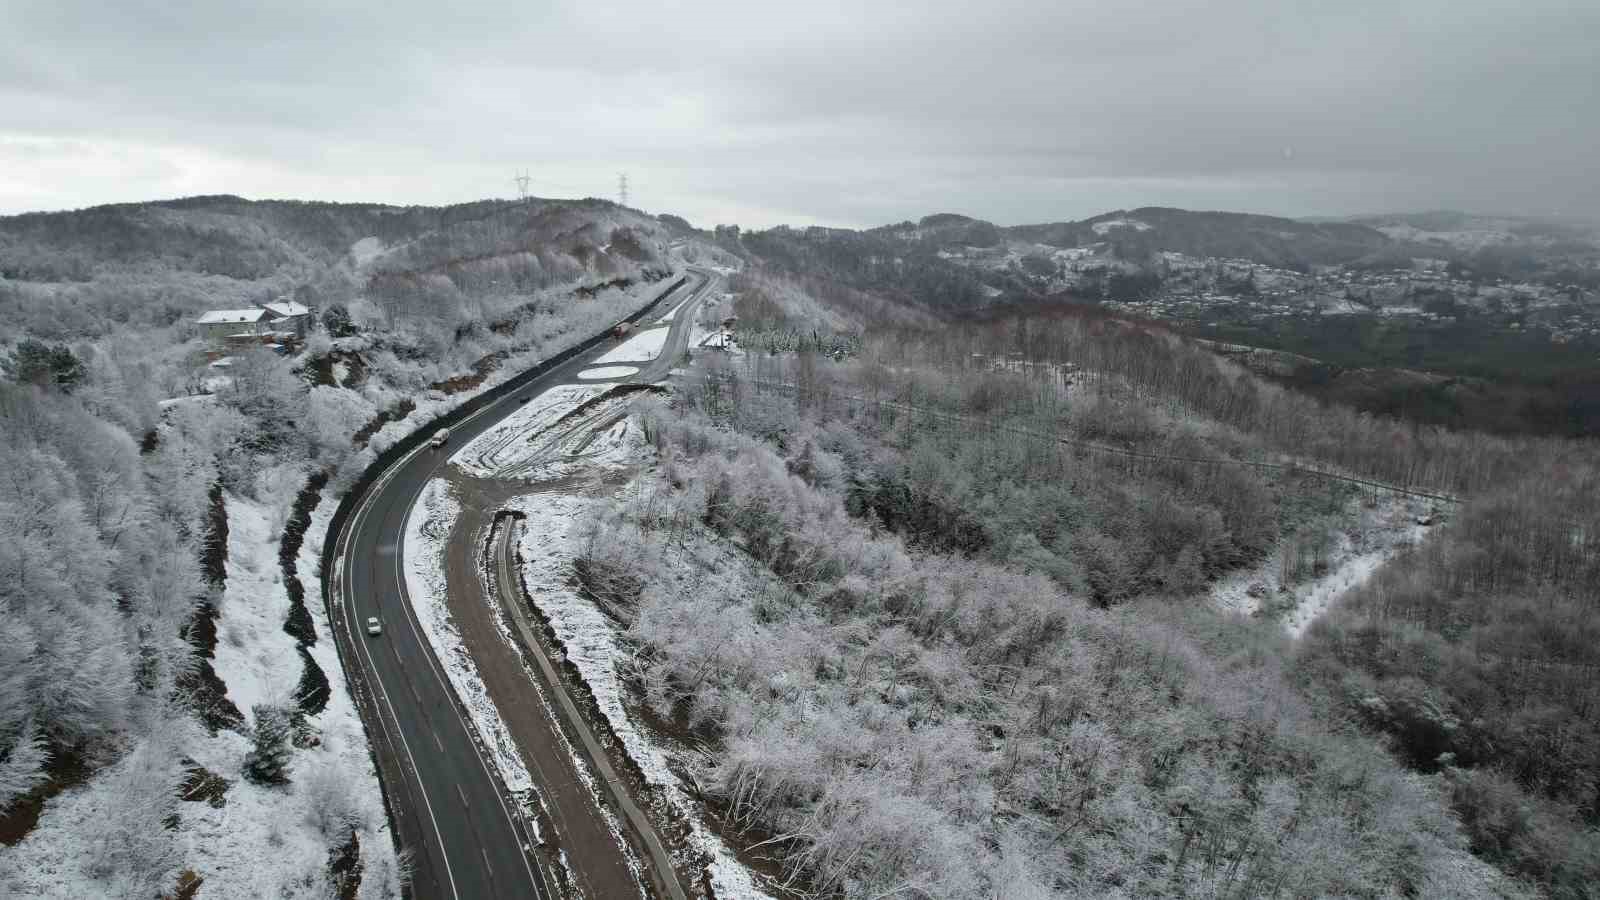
[4,193,1596,897]
[605,236,1597,897]
[0,195,722,896]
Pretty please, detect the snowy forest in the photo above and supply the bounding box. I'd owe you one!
[575,248,1597,896]
[0,196,723,897]
[1,195,1597,899]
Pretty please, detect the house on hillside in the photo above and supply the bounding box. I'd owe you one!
[195,297,316,344]
[263,298,314,336]
[195,308,273,343]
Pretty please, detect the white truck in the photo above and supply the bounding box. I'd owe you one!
[429,427,451,449]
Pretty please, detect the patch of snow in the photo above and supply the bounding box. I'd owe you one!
[349,236,386,267]
[448,384,609,479]
[1091,218,1152,235]
[593,326,671,365]
[158,394,215,409]
[576,365,640,380]
[1211,492,1432,638]
[212,494,300,716]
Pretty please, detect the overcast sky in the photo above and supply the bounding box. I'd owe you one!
[2,0,1595,228]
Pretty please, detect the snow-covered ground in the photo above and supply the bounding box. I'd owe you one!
[594,326,671,365]
[508,490,773,899]
[401,480,538,802]
[448,384,643,481]
[577,365,641,380]
[1092,217,1152,235]
[1,488,403,899]
[157,393,216,408]
[349,236,387,267]
[1212,492,1432,637]
[211,496,299,719]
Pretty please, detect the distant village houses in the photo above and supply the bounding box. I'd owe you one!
[195,298,314,345]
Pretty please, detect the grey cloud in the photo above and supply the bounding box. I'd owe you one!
[1,0,1596,225]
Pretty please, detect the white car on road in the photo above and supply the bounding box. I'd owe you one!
[366,616,382,637]
[429,428,451,449]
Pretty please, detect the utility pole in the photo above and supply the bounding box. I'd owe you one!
[513,170,531,201]
[617,172,629,207]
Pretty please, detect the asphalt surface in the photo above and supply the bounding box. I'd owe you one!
[330,269,716,899]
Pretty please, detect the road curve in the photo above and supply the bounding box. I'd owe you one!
[327,269,716,899]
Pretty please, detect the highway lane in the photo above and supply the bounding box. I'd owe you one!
[330,269,715,899]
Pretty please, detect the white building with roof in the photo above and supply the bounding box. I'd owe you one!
[195,297,315,343]
[195,308,273,343]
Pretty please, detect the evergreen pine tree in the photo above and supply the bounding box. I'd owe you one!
[242,704,293,785]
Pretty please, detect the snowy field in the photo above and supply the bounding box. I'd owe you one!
[448,384,644,481]
[593,326,671,365]
[508,489,773,900]
[1212,491,1433,636]
[446,384,604,475]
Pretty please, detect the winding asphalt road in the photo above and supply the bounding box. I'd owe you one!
[328,268,717,899]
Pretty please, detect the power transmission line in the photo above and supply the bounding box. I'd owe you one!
[513,170,531,201]
[617,172,629,207]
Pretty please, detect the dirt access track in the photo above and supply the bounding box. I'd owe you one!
[428,274,712,898]
[440,472,665,898]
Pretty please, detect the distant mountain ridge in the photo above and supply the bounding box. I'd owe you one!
[0,194,651,283]
[872,207,1393,268]
[0,194,683,340]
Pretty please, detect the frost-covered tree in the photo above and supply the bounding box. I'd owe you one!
[84,740,182,897]
[302,758,362,836]
[0,718,49,809]
[321,303,357,337]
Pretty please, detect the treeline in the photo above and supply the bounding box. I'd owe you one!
[688,351,1352,606]
[859,305,1559,499]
